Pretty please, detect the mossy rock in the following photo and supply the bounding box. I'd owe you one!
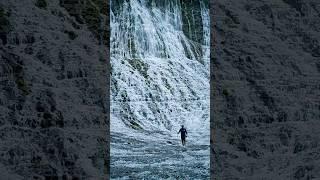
[35,0,47,9]
[81,3,101,38]
[0,7,12,45]
[129,121,142,130]
[59,0,109,44]
[91,0,108,16]
[180,0,204,44]
[120,91,128,101]
[162,77,173,94]
[222,89,229,97]
[16,77,30,95]
[64,30,77,40]
[0,7,12,32]
[128,58,149,79]
[41,119,52,128]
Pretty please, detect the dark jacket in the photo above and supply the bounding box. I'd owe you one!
[178,127,187,138]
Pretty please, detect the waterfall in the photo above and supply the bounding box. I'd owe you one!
[111,0,209,136]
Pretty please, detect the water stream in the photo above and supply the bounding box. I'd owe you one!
[110,0,210,178]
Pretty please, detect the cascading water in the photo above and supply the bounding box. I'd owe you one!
[111,0,209,132]
[111,0,210,178]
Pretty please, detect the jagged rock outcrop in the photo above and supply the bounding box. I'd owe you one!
[211,0,320,179]
[0,0,109,179]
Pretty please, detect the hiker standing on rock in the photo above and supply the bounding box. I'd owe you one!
[178,125,187,146]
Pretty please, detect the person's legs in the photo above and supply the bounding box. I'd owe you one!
[182,138,185,146]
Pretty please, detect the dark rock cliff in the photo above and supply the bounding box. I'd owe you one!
[211,0,320,179]
[0,0,109,179]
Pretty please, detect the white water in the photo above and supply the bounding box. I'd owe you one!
[110,0,210,178]
[111,0,207,60]
[111,0,209,136]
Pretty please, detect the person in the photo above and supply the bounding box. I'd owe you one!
[177,125,187,146]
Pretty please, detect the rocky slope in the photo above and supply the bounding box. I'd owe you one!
[0,0,109,179]
[211,0,320,179]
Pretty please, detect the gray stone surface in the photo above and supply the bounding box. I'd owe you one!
[0,0,109,179]
[211,0,320,179]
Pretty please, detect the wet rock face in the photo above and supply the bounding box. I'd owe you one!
[211,0,320,179]
[0,7,12,45]
[180,0,204,44]
[59,0,109,45]
[110,0,208,61]
[0,0,108,179]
